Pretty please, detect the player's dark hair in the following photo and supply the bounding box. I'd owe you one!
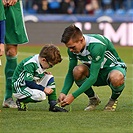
[61,24,83,44]
[39,44,62,65]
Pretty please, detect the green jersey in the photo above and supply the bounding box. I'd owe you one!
[61,34,126,98]
[0,0,5,20]
[12,54,57,101]
[12,54,53,92]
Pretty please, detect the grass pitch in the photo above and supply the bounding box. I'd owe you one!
[0,45,133,133]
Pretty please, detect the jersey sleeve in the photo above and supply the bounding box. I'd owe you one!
[72,43,106,98]
[61,49,78,94]
[24,63,44,91]
[24,63,35,81]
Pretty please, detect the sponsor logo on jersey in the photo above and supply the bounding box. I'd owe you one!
[26,73,33,78]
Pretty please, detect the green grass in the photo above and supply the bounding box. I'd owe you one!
[0,45,133,133]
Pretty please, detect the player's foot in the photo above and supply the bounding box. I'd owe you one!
[104,98,118,111]
[2,98,17,108]
[49,103,68,112]
[16,99,27,111]
[84,95,101,111]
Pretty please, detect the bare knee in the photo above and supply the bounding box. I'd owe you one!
[73,64,89,81]
[109,70,124,87]
[5,45,18,56]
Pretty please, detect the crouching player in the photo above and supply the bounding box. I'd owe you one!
[12,44,68,112]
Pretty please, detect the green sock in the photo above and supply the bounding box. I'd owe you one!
[110,83,125,100]
[48,87,57,102]
[75,78,95,98]
[4,56,17,100]
[84,87,95,98]
[19,97,38,103]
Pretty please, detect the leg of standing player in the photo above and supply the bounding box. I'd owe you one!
[2,0,29,108]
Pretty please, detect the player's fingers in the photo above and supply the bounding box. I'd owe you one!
[57,98,61,102]
[60,101,69,107]
[47,89,53,94]
[8,0,17,6]
[50,89,54,93]
[2,0,7,6]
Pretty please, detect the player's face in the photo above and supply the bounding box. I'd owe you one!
[40,58,53,69]
[46,59,53,68]
[66,37,85,53]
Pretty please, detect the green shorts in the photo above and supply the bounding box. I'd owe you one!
[0,0,5,20]
[4,0,29,44]
[93,66,126,86]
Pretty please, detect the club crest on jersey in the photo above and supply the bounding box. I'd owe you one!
[26,73,33,78]
[95,56,101,61]
[88,55,92,60]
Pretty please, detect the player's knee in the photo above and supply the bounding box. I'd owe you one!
[39,92,46,101]
[73,64,89,81]
[109,70,124,87]
[32,91,46,101]
[5,45,17,56]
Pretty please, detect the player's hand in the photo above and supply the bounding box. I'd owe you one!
[44,87,53,95]
[2,0,6,5]
[3,0,17,6]
[60,94,74,107]
[0,44,4,56]
[58,93,66,102]
[44,71,52,75]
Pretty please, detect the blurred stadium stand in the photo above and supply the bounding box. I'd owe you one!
[22,0,133,22]
[22,0,133,15]
[23,0,133,46]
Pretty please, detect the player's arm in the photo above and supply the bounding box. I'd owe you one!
[0,20,5,56]
[61,50,78,95]
[72,43,106,98]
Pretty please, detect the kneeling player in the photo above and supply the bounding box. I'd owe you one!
[12,44,67,112]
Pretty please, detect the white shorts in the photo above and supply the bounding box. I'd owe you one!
[13,88,46,101]
[13,74,55,101]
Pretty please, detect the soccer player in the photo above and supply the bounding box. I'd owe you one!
[0,0,5,56]
[12,44,68,112]
[2,0,29,108]
[58,24,127,111]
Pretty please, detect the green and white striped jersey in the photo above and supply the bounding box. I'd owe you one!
[61,34,126,98]
[12,54,46,92]
[12,54,57,101]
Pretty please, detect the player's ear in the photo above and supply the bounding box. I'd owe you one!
[42,58,46,62]
[80,36,84,41]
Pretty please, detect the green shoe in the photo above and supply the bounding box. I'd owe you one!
[16,99,27,111]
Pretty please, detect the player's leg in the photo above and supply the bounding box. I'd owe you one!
[104,67,126,111]
[73,64,101,111]
[2,45,18,108]
[39,74,68,112]
[3,0,28,108]
[13,88,47,111]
